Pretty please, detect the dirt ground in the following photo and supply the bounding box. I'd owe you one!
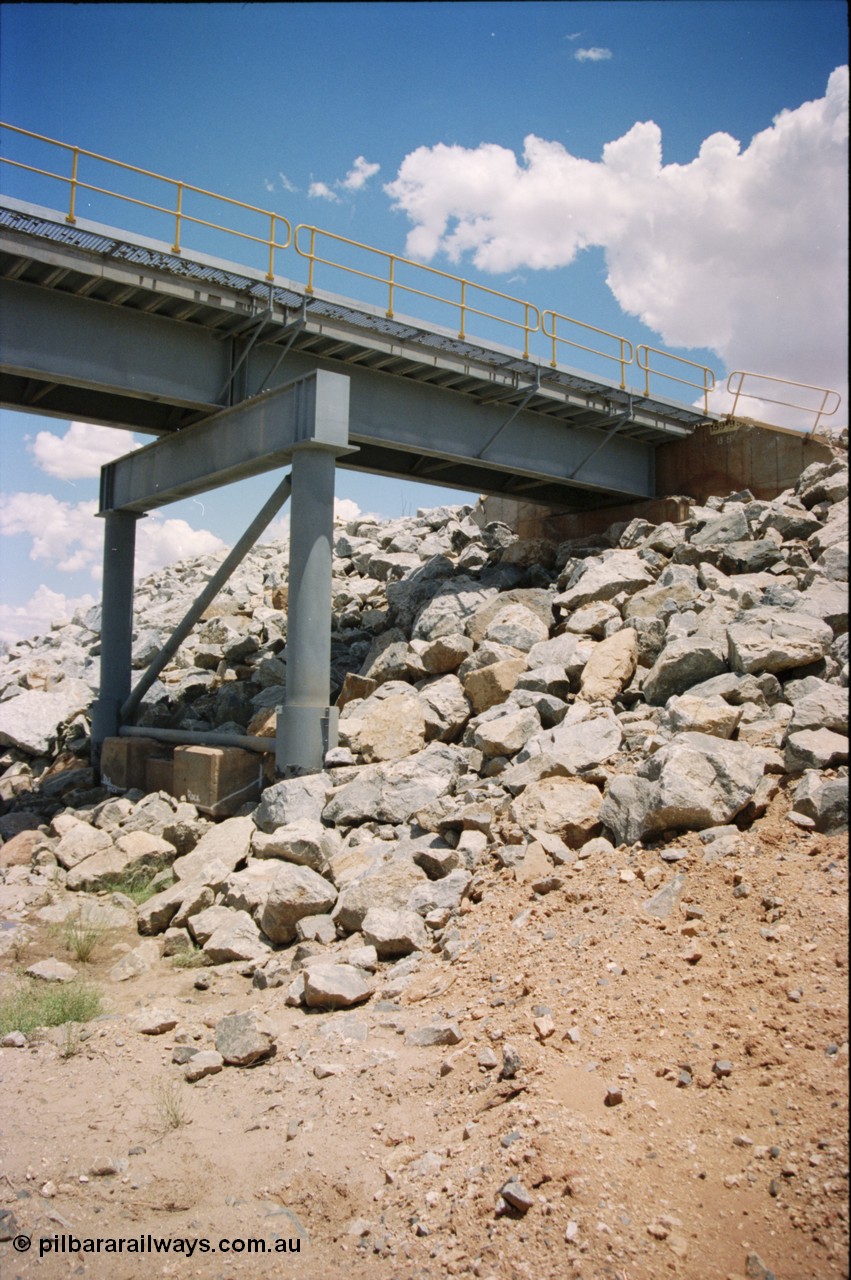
[0,790,847,1280]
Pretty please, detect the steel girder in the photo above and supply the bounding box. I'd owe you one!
[99,369,353,513]
[2,271,656,506]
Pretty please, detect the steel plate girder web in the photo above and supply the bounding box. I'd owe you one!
[346,377,653,498]
[246,348,655,500]
[99,369,353,513]
[0,276,224,409]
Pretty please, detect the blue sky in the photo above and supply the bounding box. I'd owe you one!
[0,1,847,643]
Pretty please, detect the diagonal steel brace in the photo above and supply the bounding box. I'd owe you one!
[120,472,293,723]
[565,396,635,481]
[216,306,274,404]
[475,374,542,459]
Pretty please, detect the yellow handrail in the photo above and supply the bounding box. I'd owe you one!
[0,120,843,432]
[0,122,291,279]
[636,344,716,415]
[293,223,540,357]
[541,309,634,389]
[727,370,842,434]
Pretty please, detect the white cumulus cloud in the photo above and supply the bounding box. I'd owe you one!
[385,67,849,422]
[263,512,290,543]
[134,513,227,581]
[0,493,103,573]
[308,180,339,202]
[334,497,362,522]
[309,156,381,201]
[341,156,381,191]
[29,422,141,480]
[575,47,612,62]
[0,492,226,583]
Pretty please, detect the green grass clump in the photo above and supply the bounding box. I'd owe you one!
[64,916,107,963]
[0,980,103,1037]
[171,946,211,970]
[152,1079,192,1133]
[59,1022,84,1059]
[108,868,162,905]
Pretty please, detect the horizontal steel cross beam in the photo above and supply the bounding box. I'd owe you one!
[99,370,352,513]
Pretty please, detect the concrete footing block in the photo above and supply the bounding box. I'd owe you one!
[173,745,267,817]
[100,736,162,792]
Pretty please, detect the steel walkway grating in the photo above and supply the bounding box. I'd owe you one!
[0,200,710,444]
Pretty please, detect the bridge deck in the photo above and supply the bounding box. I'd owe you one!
[0,197,715,511]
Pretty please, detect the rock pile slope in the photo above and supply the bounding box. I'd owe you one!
[0,447,848,1280]
[1,451,847,844]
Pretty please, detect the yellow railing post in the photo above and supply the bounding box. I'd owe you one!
[458,279,466,340]
[305,227,316,294]
[266,213,276,281]
[725,370,841,431]
[172,182,183,254]
[728,371,744,417]
[637,345,715,408]
[548,313,558,368]
[66,147,79,225]
[387,253,395,319]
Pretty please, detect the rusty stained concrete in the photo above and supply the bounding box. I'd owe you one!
[481,419,840,543]
[654,418,837,505]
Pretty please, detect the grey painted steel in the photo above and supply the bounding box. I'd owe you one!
[278,444,340,775]
[94,347,652,511]
[90,511,140,755]
[475,377,541,459]
[100,370,353,513]
[120,472,294,722]
[0,201,715,778]
[0,202,713,511]
[107,372,350,777]
[564,403,632,481]
[0,275,225,412]
[119,725,274,753]
[255,351,655,500]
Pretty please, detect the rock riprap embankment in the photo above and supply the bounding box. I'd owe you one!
[0,451,847,1004]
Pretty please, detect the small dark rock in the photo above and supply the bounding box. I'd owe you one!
[499,1180,534,1213]
[745,1251,777,1280]
[498,1045,522,1081]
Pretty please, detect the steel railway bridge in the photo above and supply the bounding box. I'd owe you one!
[0,124,839,774]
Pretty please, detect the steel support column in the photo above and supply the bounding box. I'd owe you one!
[91,510,141,762]
[277,444,339,775]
